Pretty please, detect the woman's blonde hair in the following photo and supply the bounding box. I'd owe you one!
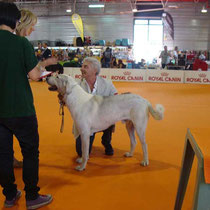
[16,9,37,36]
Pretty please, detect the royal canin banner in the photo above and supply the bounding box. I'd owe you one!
[146,70,184,83]
[109,69,146,82]
[65,68,110,82]
[99,69,111,80]
[184,71,210,84]
[64,68,210,84]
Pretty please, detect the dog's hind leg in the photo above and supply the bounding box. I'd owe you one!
[75,133,90,171]
[133,113,149,166]
[134,126,149,166]
[124,120,136,157]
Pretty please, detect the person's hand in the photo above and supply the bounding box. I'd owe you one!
[44,57,58,67]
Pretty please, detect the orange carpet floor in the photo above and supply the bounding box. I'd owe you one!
[1,81,210,210]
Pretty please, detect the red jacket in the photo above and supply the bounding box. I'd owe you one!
[193,59,208,71]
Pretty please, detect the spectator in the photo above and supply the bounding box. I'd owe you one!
[35,42,43,61]
[138,59,146,68]
[63,49,69,61]
[110,56,117,68]
[193,56,208,71]
[117,59,126,68]
[101,54,106,68]
[103,47,112,68]
[172,46,179,65]
[42,42,51,60]
[198,51,206,61]
[0,3,57,209]
[159,45,170,69]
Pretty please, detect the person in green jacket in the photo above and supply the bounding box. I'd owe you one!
[0,2,56,209]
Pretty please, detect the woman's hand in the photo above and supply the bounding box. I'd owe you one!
[43,57,58,67]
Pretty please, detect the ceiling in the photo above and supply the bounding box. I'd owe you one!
[11,0,209,3]
[11,0,209,16]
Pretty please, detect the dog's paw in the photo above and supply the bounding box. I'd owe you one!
[140,160,149,166]
[76,157,83,164]
[75,165,85,171]
[124,152,133,157]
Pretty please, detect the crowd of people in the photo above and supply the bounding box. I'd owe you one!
[34,44,129,69]
[159,45,209,71]
[34,42,209,71]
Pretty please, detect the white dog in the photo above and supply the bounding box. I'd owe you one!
[46,74,164,171]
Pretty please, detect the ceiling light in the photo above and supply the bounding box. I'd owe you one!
[201,7,207,13]
[168,5,178,9]
[88,4,104,8]
[132,8,137,12]
[162,12,166,17]
[66,9,71,13]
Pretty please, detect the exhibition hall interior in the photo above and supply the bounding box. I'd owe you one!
[0,0,210,210]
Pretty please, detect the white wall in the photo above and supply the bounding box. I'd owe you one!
[165,2,210,51]
[19,2,210,51]
[22,2,133,45]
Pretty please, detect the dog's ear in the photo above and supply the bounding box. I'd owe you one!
[64,76,76,95]
[65,82,71,95]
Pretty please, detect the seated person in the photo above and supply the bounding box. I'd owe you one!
[138,59,146,68]
[110,57,117,68]
[117,59,126,68]
[193,57,208,71]
[73,57,118,156]
[198,51,206,61]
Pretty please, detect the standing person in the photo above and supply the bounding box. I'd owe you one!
[42,42,52,60]
[159,45,170,69]
[13,8,38,168]
[16,9,36,37]
[172,46,179,65]
[74,57,117,157]
[100,54,106,68]
[35,42,43,61]
[103,47,112,68]
[0,2,57,209]
[63,48,69,61]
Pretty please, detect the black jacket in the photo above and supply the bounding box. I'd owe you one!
[42,48,51,59]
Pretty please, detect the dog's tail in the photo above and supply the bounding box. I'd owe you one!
[148,103,164,120]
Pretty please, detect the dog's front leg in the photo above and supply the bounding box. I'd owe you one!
[75,134,90,171]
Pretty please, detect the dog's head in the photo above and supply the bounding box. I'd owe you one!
[46,74,77,95]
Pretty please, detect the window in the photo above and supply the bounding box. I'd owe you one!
[134,19,163,64]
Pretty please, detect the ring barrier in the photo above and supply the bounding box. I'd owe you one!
[64,68,210,85]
